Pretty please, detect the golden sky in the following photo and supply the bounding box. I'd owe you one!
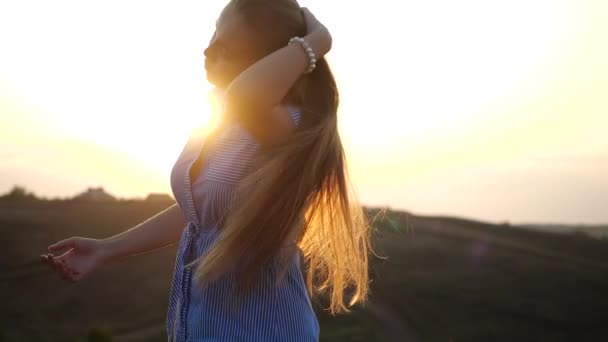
[1,0,607,224]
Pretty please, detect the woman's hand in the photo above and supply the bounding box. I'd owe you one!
[301,7,332,56]
[40,237,110,283]
[302,7,326,34]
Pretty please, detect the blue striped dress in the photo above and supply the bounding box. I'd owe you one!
[166,105,320,341]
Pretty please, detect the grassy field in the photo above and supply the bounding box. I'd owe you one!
[1,200,607,341]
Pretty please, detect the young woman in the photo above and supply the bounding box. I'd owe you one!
[41,1,373,340]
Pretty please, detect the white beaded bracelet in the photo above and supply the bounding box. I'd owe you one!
[288,36,317,74]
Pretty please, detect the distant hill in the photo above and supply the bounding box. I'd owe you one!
[1,202,607,341]
[72,186,117,202]
[0,184,174,203]
[518,223,608,239]
[144,193,174,203]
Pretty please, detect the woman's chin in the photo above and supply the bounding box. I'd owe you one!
[206,73,226,88]
[205,73,216,85]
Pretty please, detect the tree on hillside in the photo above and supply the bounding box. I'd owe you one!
[0,185,39,201]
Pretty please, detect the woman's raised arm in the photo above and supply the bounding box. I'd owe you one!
[223,8,332,128]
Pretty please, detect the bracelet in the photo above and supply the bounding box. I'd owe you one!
[288,36,317,74]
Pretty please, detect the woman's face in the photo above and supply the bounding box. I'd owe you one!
[204,3,263,88]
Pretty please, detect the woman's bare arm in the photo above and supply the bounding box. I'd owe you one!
[223,9,331,142]
[224,27,330,116]
[100,202,189,263]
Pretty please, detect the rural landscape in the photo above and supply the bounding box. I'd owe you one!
[2,0,607,341]
[1,185,607,341]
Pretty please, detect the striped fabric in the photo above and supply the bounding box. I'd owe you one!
[166,105,319,341]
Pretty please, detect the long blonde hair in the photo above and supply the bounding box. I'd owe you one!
[185,0,375,315]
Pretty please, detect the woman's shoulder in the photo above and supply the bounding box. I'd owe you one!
[228,103,303,142]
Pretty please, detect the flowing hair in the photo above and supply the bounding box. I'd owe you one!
[185,0,376,315]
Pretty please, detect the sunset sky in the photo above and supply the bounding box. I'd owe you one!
[1,0,606,224]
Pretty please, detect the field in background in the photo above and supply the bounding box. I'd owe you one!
[1,200,607,341]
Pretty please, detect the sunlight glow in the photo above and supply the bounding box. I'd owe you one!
[1,0,607,223]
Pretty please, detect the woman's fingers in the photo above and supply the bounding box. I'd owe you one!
[68,268,81,282]
[42,254,72,281]
[47,255,63,275]
[40,250,82,282]
[301,7,322,33]
[40,253,49,263]
[57,258,81,282]
[40,253,56,268]
[54,258,71,278]
[48,237,77,254]
[40,254,60,275]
